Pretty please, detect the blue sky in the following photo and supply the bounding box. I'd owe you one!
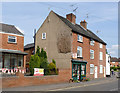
[2,2,118,57]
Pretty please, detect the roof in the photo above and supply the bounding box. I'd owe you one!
[54,12,106,45]
[24,43,34,50]
[0,23,24,35]
[0,49,27,55]
[110,57,120,62]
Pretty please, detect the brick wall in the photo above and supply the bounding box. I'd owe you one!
[1,33,24,52]
[2,69,71,88]
[72,32,106,79]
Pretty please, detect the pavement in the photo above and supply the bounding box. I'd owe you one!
[2,75,119,91]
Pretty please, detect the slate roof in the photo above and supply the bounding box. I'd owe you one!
[0,23,24,35]
[54,12,106,45]
[110,57,120,62]
[24,43,34,50]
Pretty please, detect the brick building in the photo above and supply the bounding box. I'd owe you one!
[0,23,27,72]
[24,43,34,72]
[110,57,120,67]
[35,11,106,80]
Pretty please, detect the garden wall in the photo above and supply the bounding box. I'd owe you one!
[2,69,72,88]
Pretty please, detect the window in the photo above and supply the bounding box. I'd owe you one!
[77,34,83,42]
[90,39,95,46]
[42,33,46,39]
[77,46,82,57]
[100,52,103,60]
[8,36,16,43]
[100,43,103,48]
[90,50,94,59]
[100,65,103,73]
[90,64,94,74]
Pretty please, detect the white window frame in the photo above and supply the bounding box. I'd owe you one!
[99,43,103,48]
[99,52,103,60]
[8,36,17,43]
[77,34,83,42]
[90,49,94,59]
[77,46,82,57]
[42,33,46,39]
[90,39,95,46]
[100,65,103,73]
[90,64,94,74]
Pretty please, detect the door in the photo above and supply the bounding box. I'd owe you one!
[94,66,97,78]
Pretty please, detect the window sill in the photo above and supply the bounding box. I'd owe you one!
[77,57,83,59]
[8,42,17,44]
[77,41,83,43]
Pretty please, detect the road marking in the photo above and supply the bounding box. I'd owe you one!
[49,79,117,91]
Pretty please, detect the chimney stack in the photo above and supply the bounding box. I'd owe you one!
[66,13,76,24]
[80,20,87,30]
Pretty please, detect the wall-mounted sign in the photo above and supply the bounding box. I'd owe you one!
[34,68,44,76]
[72,53,77,58]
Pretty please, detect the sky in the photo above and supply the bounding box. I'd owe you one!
[1,2,118,57]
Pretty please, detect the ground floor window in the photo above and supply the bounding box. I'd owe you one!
[1,53,24,69]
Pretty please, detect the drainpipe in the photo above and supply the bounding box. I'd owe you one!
[34,29,36,55]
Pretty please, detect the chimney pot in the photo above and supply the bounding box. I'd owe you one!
[66,13,76,24]
[80,20,87,30]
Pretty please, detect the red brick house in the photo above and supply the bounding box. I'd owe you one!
[110,57,120,67]
[24,43,34,72]
[35,11,106,80]
[0,23,27,73]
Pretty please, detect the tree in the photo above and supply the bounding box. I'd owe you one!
[40,57,49,69]
[40,48,47,58]
[52,59,56,65]
[29,54,41,75]
[36,46,41,57]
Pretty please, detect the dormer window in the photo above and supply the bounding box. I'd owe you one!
[77,34,83,42]
[90,39,95,46]
[8,36,17,43]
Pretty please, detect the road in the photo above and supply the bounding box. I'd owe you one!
[50,79,118,91]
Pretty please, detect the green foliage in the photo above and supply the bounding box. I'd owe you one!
[40,48,47,59]
[29,54,41,75]
[36,46,41,57]
[40,57,49,69]
[48,62,56,70]
[110,67,120,71]
[52,59,56,65]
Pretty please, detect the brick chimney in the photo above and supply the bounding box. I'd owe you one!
[66,13,76,24]
[80,20,87,30]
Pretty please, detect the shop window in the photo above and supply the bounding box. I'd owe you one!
[4,54,10,69]
[0,55,2,68]
[90,50,94,59]
[18,55,23,67]
[90,64,94,74]
[77,46,82,57]
[100,65,103,73]
[8,36,17,43]
[72,64,77,77]
[10,54,17,69]
[81,65,85,76]
[77,34,83,42]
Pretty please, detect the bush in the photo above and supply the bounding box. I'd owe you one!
[29,54,41,75]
